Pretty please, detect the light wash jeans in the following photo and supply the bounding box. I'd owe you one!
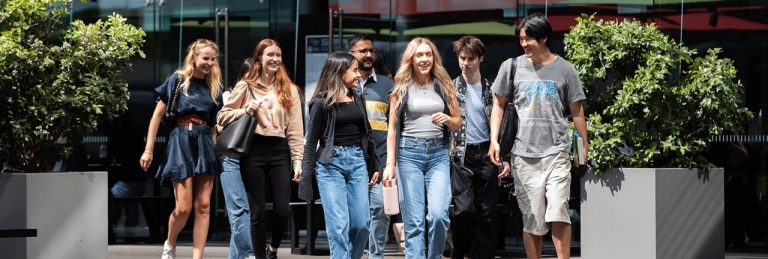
[220,155,254,259]
[368,183,390,259]
[316,146,371,259]
[397,136,452,259]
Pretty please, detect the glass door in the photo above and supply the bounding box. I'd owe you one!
[150,0,279,240]
[328,0,395,71]
[302,0,394,106]
[152,0,265,86]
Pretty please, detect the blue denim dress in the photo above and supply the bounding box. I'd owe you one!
[154,73,222,185]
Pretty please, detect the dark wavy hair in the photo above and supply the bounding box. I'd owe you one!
[312,52,357,109]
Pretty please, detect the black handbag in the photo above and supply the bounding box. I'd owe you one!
[214,85,258,157]
[449,160,474,217]
[162,74,183,127]
[498,57,518,157]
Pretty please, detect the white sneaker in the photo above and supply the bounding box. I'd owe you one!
[161,240,176,259]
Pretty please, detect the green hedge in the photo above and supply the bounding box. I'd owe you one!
[564,14,752,173]
[0,0,145,172]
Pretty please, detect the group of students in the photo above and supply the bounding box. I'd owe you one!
[140,13,588,259]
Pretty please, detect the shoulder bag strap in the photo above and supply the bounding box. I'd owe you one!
[507,57,517,99]
[165,74,183,116]
[243,83,255,109]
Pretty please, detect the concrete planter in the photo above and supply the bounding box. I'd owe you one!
[0,172,107,259]
[580,168,724,259]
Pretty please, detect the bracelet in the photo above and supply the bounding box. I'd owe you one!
[143,151,153,155]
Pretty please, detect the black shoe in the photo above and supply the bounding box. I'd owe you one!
[266,246,278,259]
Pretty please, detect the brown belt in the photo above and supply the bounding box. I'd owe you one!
[177,115,206,131]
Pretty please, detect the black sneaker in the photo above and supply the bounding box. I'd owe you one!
[266,246,278,259]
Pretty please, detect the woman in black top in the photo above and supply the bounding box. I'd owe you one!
[299,52,381,259]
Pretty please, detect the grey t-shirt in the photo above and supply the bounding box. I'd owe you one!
[403,83,445,139]
[491,55,586,158]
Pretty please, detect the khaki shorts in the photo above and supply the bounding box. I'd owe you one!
[512,152,572,235]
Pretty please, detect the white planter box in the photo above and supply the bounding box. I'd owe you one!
[580,168,724,259]
[0,172,107,259]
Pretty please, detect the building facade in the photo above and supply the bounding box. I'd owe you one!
[77,0,768,253]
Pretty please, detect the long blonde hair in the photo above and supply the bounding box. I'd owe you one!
[175,38,223,103]
[243,39,296,109]
[390,37,459,123]
[312,52,357,109]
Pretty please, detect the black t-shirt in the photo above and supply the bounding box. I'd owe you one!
[334,101,364,147]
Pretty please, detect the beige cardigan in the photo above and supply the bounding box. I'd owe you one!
[217,80,304,161]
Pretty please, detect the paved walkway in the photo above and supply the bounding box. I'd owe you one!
[107,243,558,259]
[108,244,402,259]
[108,243,768,259]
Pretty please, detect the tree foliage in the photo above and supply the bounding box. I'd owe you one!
[564,14,752,173]
[0,0,145,172]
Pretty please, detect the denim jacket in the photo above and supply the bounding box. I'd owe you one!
[450,76,493,166]
[298,93,382,201]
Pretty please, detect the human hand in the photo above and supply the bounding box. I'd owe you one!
[245,99,262,116]
[292,160,302,182]
[139,151,153,172]
[573,143,589,165]
[488,141,501,166]
[369,171,380,187]
[498,161,511,179]
[431,112,450,125]
[382,165,397,182]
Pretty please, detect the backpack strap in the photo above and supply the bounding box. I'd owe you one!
[507,56,517,99]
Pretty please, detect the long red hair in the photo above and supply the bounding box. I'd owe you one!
[242,39,295,108]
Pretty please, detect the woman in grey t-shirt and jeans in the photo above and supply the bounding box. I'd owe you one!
[381,37,462,259]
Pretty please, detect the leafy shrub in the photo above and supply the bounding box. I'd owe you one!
[564,14,752,173]
[0,0,145,172]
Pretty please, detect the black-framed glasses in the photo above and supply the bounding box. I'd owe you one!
[350,48,376,55]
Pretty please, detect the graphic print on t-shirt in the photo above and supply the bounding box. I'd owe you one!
[519,79,563,116]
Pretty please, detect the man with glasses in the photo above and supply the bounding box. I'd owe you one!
[348,34,395,259]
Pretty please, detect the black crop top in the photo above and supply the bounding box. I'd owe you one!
[334,101,364,147]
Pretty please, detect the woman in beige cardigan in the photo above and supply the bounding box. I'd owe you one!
[217,39,303,259]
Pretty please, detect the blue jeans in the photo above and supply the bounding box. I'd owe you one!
[220,155,254,259]
[368,183,390,259]
[110,181,146,226]
[316,146,371,259]
[397,136,451,259]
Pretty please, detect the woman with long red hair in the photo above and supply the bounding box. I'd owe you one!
[217,39,304,259]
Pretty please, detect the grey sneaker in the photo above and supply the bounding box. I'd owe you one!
[161,241,176,259]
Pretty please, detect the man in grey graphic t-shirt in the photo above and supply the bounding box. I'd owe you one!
[488,13,588,259]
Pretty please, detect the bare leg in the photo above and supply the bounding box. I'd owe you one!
[167,178,194,247]
[551,222,571,259]
[522,231,543,259]
[192,175,214,259]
